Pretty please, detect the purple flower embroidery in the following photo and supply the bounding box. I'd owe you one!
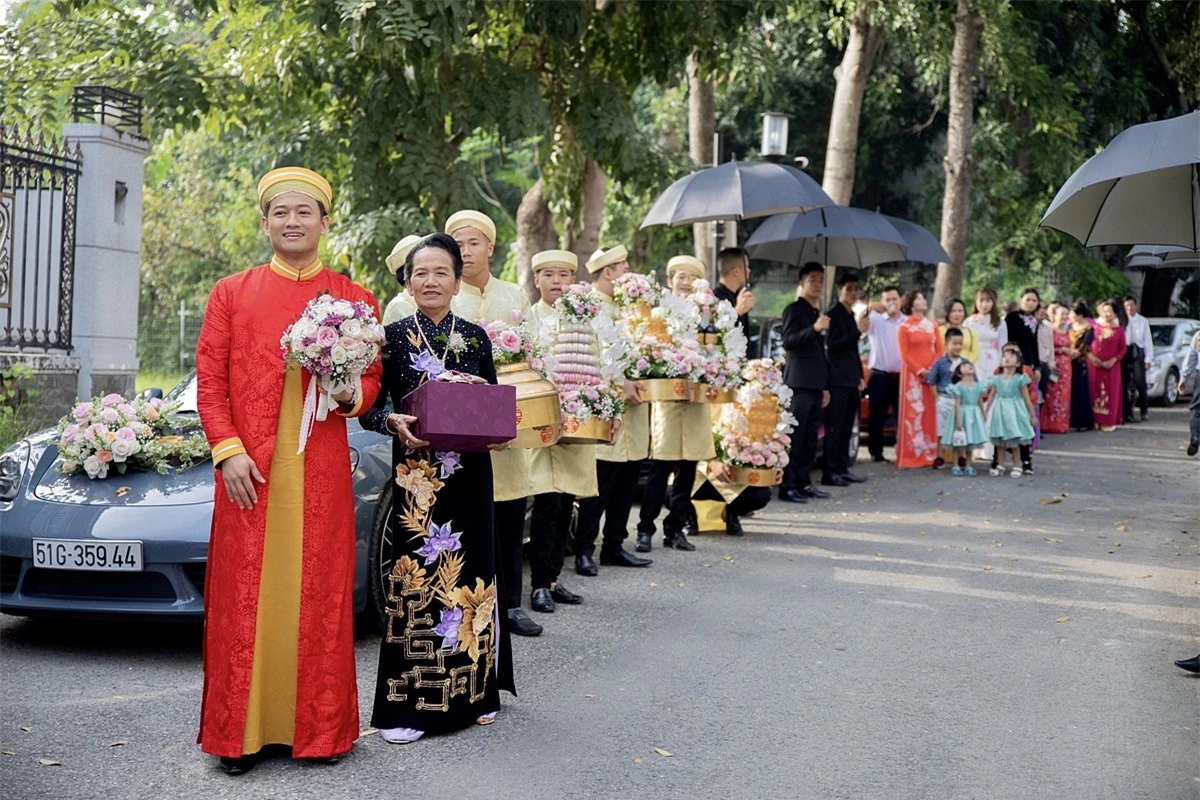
[436,450,462,478]
[415,520,463,565]
[409,350,445,378]
[433,607,462,651]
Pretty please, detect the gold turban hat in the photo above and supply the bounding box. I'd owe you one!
[257,167,333,215]
[532,249,578,273]
[444,210,496,244]
[385,234,425,276]
[585,244,629,275]
[666,255,706,280]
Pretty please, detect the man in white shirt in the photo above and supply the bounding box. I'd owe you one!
[857,285,903,463]
[1123,295,1153,423]
[1178,328,1200,456]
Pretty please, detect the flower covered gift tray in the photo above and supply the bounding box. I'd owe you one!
[401,381,517,452]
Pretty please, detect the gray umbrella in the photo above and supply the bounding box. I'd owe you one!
[744,206,908,267]
[1125,244,1200,268]
[878,215,951,264]
[640,160,834,228]
[1040,111,1200,249]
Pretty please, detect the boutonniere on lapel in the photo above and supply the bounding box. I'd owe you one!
[433,331,478,363]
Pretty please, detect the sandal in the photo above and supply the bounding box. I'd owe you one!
[379,727,424,744]
[475,712,497,726]
[965,466,978,476]
[1009,467,1022,478]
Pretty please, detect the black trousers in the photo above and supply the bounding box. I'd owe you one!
[574,460,641,557]
[694,479,773,521]
[824,385,859,478]
[866,370,899,458]
[494,497,527,611]
[1124,345,1148,419]
[638,459,698,539]
[528,492,574,589]
[781,387,822,493]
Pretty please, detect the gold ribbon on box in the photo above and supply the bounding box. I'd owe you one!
[638,378,692,402]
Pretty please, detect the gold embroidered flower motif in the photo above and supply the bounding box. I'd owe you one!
[395,459,444,510]
[390,555,427,593]
[449,578,496,662]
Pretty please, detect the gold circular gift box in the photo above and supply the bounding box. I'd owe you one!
[690,383,736,404]
[559,415,613,444]
[498,362,562,449]
[728,466,783,486]
[637,377,692,402]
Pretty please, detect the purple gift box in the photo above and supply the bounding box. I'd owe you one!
[401,381,517,452]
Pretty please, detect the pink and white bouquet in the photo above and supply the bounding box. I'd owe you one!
[713,359,797,471]
[623,290,706,381]
[690,279,746,390]
[549,284,626,422]
[280,293,385,451]
[56,394,208,479]
[612,272,659,310]
[482,312,545,371]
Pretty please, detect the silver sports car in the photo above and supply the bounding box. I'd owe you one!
[0,373,399,631]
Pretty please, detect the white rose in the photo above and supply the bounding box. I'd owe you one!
[83,455,102,478]
[341,318,363,337]
[111,438,141,463]
[330,345,348,364]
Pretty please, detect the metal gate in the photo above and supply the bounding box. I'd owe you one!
[0,125,81,352]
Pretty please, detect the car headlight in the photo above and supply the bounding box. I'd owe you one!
[0,441,30,502]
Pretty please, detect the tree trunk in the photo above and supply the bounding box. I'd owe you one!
[932,0,984,316]
[564,157,608,281]
[821,4,884,206]
[515,178,558,303]
[688,53,715,271]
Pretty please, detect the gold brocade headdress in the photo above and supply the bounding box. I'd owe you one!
[532,249,578,273]
[666,255,706,280]
[444,210,497,244]
[257,167,333,215]
[585,244,628,275]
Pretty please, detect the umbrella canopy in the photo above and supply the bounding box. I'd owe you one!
[1040,111,1200,249]
[744,206,908,268]
[878,215,951,264]
[1125,244,1200,268]
[640,160,834,228]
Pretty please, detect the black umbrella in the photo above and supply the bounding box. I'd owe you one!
[640,160,834,228]
[745,206,908,267]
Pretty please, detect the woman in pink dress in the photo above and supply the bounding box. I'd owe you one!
[896,290,942,468]
[1088,300,1127,431]
[1040,303,1072,434]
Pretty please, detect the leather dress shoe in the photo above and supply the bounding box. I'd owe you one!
[664,531,696,551]
[220,756,257,776]
[550,584,583,605]
[871,454,890,463]
[799,485,831,499]
[530,587,555,613]
[1188,439,1199,457]
[725,513,744,537]
[635,531,653,552]
[1175,654,1200,673]
[599,549,653,568]
[821,474,851,487]
[574,554,598,577]
[778,488,808,503]
[838,471,867,483]
[507,608,543,636]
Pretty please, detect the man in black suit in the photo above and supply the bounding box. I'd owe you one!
[822,271,868,487]
[714,247,757,357]
[779,262,831,503]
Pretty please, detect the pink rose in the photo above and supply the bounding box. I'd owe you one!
[101,393,123,408]
[315,326,339,347]
[115,427,137,440]
[97,450,113,463]
[72,403,92,422]
[497,330,521,352]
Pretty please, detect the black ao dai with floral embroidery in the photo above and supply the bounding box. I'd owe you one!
[361,311,516,734]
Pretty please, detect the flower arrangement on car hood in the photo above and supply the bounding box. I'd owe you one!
[55,394,209,480]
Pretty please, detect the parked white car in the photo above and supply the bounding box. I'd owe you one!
[1146,317,1200,405]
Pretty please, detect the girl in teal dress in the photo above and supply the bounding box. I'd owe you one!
[985,349,1037,478]
[945,362,988,476]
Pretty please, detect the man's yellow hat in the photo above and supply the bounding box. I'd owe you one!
[257,167,333,214]
[444,210,496,244]
[532,249,578,273]
[666,255,706,279]
[585,244,629,275]
[385,234,424,276]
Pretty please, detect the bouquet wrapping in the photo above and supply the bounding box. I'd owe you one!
[280,293,385,453]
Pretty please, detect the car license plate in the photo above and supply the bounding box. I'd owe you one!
[32,539,143,572]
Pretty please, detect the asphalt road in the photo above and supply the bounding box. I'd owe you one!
[2,406,1198,800]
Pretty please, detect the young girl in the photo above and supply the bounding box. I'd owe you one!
[945,361,989,476]
[986,349,1038,477]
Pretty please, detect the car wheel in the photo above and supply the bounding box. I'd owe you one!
[1164,369,1180,405]
[847,410,860,467]
[366,482,395,634]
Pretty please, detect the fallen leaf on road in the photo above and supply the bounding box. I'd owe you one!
[676,581,685,588]
[108,741,128,748]
[1116,524,1128,532]
[633,757,644,764]
[360,728,378,737]
[1056,616,1071,623]
[982,566,993,571]
[584,694,596,699]
[654,748,673,757]
[722,555,734,561]
[1038,496,1064,505]
[19,727,31,733]
[1044,537,1063,543]
[1140,573,1152,579]
[701,563,712,568]
[649,582,658,588]
[918,530,927,536]
[1006,557,1020,562]
[1,750,15,756]
[38,759,61,766]
[115,486,131,497]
